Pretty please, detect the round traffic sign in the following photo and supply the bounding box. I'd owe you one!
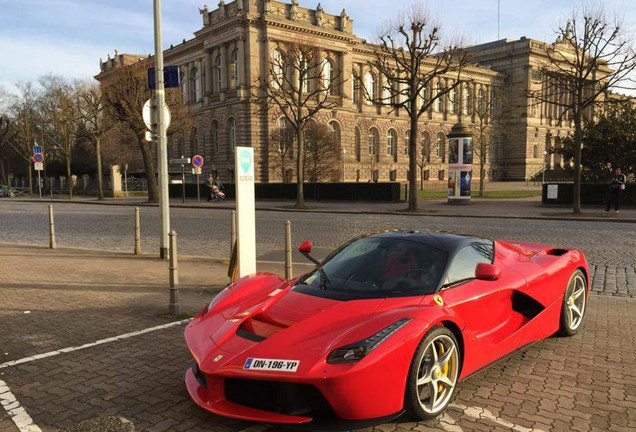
[192,154,204,169]
[33,153,44,163]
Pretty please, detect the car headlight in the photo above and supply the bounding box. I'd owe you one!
[326,318,412,364]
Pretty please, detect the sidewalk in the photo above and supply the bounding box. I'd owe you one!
[8,194,636,222]
[1,244,635,432]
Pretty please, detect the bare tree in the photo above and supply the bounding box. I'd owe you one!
[268,121,295,182]
[415,131,441,190]
[471,85,508,196]
[77,80,111,199]
[303,122,340,183]
[39,76,81,198]
[368,5,469,211]
[0,116,16,184]
[253,41,345,207]
[9,82,41,195]
[527,6,636,213]
[102,61,189,203]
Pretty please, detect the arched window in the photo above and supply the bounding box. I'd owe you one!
[298,53,312,93]
[462,86,472,115]
[434,82,443,112]
[215,55,222,92]
[354,127,361,161]
[449,87,457,114]
[533,144,539,159]
[436,132,446,161]
[228,118,236,153]
[272,49,283,89]
[210,121,219,153]
[190,67,201,103]
[230,50,239,88]
[368,128,379,161]
[422,131,431,163]
[322,58,334,95]
[364,72,376,105]
[477,87,485,112]
[387,129,397,160]
[277,117,289,130]
[180,69,187,102]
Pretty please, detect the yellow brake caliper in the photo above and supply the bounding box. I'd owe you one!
[437,341,448,393]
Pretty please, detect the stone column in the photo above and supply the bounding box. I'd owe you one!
[205,50,213,98]
[220,43,228,101]
[238,35,246,90]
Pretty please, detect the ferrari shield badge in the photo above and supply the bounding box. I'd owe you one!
[433,295,444,307]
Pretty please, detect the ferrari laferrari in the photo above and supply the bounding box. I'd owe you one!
[184,230,589,429]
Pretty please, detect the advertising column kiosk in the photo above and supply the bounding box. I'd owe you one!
[447,123,473,205]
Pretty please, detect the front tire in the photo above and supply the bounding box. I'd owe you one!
[558,269,587,336]
[405,326,460,420]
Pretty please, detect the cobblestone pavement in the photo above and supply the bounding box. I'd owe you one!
[0,201,634,297]
[1,245,635,432]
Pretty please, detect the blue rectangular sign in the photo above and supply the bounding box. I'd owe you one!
[148,66,180,90]
[33,146,42,154]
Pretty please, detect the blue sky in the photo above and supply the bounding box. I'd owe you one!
[0,0,634,93]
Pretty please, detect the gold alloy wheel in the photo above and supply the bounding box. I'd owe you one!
[416,334,459,414]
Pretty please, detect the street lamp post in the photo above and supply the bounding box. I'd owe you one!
[153,0,170,260]
[542,150,547,184]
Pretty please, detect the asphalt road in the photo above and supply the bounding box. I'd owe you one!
[0,201,634,295]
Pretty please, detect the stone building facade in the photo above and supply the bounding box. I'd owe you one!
[96,0,597,183]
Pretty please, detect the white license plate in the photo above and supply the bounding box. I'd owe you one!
[243,358,300,372]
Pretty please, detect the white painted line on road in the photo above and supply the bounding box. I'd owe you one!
[0,379,42,432]
[0,319,191,370]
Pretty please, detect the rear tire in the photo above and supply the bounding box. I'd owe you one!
[558,269,587,336]
[405,326,460,420]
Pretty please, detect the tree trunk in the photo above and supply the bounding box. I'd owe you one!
[138,140,158,203]
[408,115,419,211]
[95,137,104,200]
[27,160,33,196]
[0,157,6,184]
[66,155,73,199]
[295,127,304,207]
[572,114,582,214]
[479,158,485,197]
[420,168,424,190]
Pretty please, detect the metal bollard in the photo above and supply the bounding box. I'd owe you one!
[48,205,56,249]
[230,210,237,255]
[285,220,292,280]
[134,207,142,255]
[168,230,181,316]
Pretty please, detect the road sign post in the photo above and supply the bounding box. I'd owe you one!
[235,147,256,277]
[192,155,204,203]
[33,149,44,200]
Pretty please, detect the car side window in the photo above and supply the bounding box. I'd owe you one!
[445,243,494,285]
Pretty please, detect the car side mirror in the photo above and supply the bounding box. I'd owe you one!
[298,240,320,266]
[475,263,501,281]
[298,240,312,254]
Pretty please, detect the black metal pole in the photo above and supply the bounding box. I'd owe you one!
[181,164,185,203]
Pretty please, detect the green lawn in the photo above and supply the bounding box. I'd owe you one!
[416,188,542,201]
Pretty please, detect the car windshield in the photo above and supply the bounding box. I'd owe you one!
[296,237,447,298]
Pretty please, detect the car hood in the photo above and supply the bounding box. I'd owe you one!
[186,274,427,374]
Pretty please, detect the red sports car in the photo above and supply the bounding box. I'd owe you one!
[184,230,589,429]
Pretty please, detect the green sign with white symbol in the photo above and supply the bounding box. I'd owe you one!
[239,148,252,174]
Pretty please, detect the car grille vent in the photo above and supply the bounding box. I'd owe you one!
[224,378,334,417]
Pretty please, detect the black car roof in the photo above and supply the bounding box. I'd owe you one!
[366,229,490,255]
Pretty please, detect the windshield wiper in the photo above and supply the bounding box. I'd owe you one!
[318,267,334,291]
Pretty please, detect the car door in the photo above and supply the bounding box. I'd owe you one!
[437,243,527,377]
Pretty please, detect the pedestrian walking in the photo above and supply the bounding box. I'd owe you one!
[206,173,215,201]
[604,168,626,213]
